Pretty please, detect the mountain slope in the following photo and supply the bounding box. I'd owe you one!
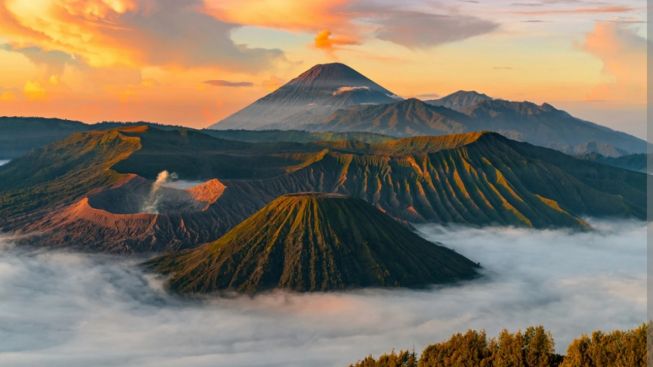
[310,98,470,136]
[211,63,399,130]
[577,152,649,173]
[229,132,644,229]
[146,193,480,294]
[428,92,646,156]
[0,116,91,159]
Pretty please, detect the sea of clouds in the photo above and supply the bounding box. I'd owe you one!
[0,219,645,367]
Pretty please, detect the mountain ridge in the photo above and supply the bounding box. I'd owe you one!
[0,127,645,253]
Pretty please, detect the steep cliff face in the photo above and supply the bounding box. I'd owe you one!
[146,193,480,294]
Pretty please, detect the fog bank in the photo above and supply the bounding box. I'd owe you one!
[0,220,645,367]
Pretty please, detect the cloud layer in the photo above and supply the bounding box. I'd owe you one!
[0,0,282,70]
[0,219,645,367]
[373,11,499,48]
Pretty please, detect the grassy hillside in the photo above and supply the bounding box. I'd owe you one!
[146,193,479,293]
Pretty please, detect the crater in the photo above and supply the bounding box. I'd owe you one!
[86,174,225,215]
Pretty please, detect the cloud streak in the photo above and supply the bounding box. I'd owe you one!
[204,80,254,88]
[373,11,499,48]
[0,219,645,366]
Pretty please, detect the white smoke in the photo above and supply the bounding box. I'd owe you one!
[0,219,645,367]
[0,160,10,166]
[141,170,178,214]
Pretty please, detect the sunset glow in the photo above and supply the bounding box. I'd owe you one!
[0,0,646,136]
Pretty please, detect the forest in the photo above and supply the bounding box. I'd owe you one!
[349,324,647,367]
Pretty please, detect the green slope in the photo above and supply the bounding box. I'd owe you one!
[146,193,480,294]
[224,132,645,228]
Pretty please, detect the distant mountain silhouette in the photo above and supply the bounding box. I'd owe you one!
[427,90,492,111]
[430,92,646,156]
[305,89,646,156]
[145,193,480,294]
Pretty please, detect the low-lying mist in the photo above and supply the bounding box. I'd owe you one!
[0,220,645,367]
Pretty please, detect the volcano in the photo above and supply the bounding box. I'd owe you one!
[146,193,480,294]
[211,63,400,130]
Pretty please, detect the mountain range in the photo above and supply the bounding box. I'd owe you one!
[146,193,480,294]
[0,126,645,253]
[210,63,646,157]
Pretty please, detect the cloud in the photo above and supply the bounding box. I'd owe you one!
[23,81,46,100]
[514,5,635,15]
[415,93,441,99]
[581,21,646,104]
[2,45,77,76]
[314,29,359,50]
[332,85,370,95]
[205,0,352,33]
[209,1,499,51]
[204,80,254,88]
[373,11,499,48]
[0,0,283,71]
[0,219,645,366]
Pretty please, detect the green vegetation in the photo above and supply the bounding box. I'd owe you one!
[349,324,647,367]
[145,193,480,294]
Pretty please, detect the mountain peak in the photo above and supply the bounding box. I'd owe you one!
[448,90,492,99]
[146,193,480,294]
[211,63,398,130]
[427,90,493,112]
[287,62,389,91]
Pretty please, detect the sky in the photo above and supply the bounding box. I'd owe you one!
[0,0,647,136]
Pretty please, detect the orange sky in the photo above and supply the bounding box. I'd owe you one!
[0,0,646,137]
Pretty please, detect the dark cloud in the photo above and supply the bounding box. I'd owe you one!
[0,219,644,366]
[373,11,499,48]
[118,0,283,70]
[204,80,254,87]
